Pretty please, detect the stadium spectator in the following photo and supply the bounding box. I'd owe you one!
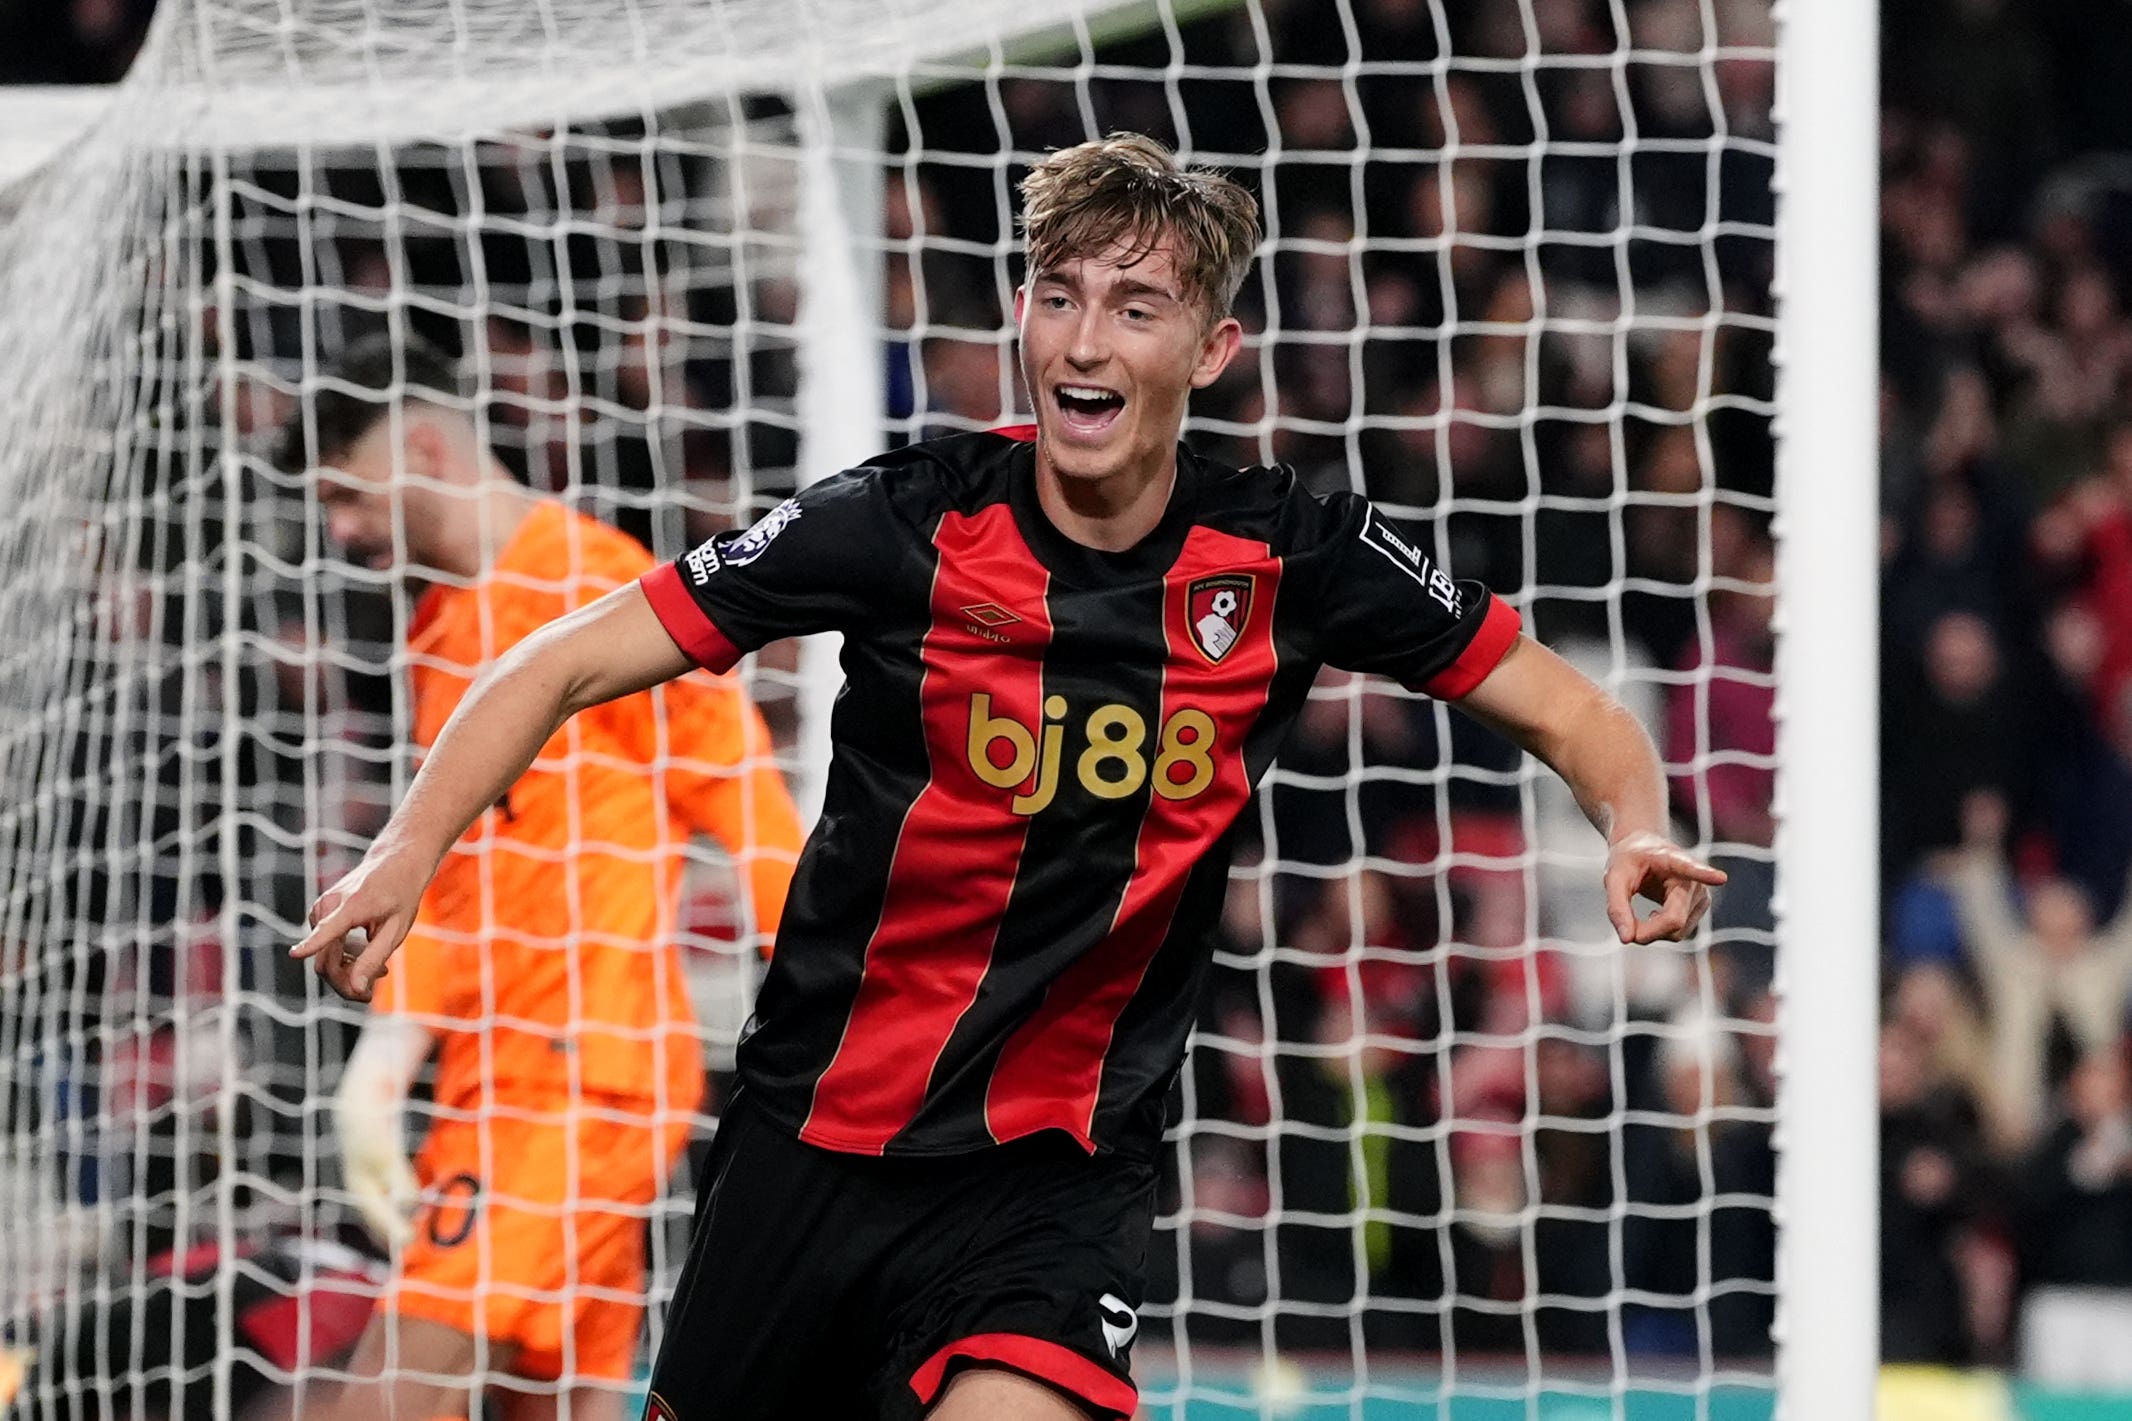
[1942,790,2132,1152]
[2017,1047,2132,1289]
[1887,961,1998,1124]
[1879,1018,1999,1365]
[2015,1047,2132,1388]
[1883,612,2033,874]
[2057,423,2132,729]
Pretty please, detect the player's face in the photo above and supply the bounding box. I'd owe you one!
[314,421,443,572]
[1016,241,1242,487]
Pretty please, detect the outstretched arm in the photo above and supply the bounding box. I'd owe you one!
[1940,791,2027,980]
[291,581,694,1000]
[1456,635,1726,943]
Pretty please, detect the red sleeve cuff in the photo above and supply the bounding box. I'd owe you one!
[1420,594,1522,700]
[908,1332,1137,1418]
[639,562,743,674]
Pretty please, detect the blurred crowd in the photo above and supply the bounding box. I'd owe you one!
[69,0,2132,1396]
[1876,0,2132,1385]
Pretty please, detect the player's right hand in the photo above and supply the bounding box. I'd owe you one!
[291,849,429,1002]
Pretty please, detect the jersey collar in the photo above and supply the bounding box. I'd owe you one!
[1003,438,1203,589]
[409,497,566,640]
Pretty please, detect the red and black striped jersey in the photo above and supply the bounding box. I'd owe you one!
[639,428,1520,1158]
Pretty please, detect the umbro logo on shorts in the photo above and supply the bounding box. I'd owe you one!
[1098,1292,1139,1357]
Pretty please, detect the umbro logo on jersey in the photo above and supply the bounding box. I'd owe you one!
[1098,1293,1139,1357]
[1186,574,1254,663]
[961,602,1022,642]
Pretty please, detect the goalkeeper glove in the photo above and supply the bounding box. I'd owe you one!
[333,1015,433,1250]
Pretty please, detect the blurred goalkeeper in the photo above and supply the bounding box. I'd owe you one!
[295,137,1724,1421]
[280,335,803,1421]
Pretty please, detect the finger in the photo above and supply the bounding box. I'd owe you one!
[347,921,405,999]
[1629,884,1683,944]
[1636,881,1696,944]
[387,1156,422,1208]
[307,940,343,986]
[290,901,360,961]
[338,956,375,1004]
[314,940,375,1004]
[306,888,344,929]
[315,950,357,1002]
[1664,855,1729,888]
[1603,864,1639,944]
[1680,883,1713,935]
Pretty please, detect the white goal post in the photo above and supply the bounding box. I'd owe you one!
[0,1,1874,1417]
[1770,0,1879,1413]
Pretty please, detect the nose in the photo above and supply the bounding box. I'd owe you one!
[326,508,360,550]
[1067,307,1108,371]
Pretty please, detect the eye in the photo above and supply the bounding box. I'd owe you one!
[1122,307,1154,323]
[1042,294,1071,310]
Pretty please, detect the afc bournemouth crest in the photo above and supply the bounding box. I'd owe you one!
[1187,574,1254,663]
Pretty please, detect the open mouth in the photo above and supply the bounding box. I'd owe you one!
[1054,383,1126,438]
[341,543,394,572]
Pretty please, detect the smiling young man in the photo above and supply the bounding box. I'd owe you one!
[295,134,1725,1421]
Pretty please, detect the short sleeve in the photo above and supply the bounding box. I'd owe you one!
[638,468,896,673]
[1309,495,1521,697]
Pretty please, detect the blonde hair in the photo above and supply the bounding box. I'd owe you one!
[1019,132,1261,322]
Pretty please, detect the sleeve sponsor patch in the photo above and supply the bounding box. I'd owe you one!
[683,497,802,585]
[1360,506,1462,616]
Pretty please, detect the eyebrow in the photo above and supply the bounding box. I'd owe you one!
[1033,269,1182,304]
[1110,277,1181,303]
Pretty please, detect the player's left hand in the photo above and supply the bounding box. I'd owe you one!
[291,845,431,1002]
[337,1108,421,1250]
[1604,832,1727,944]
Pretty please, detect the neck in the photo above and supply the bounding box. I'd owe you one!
[1032,441,1179,553]
[435,467,537,580]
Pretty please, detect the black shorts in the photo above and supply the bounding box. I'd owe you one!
[642,1090,1157,1421]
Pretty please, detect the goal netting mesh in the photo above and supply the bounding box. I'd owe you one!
[0,0,1781,1415]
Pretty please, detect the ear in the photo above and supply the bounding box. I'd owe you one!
[400,419,447,485]
[1190,316,1244,390]
[402,417,479,490]
[1013,285,1027,326]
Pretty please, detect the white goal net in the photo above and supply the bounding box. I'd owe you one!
[0,0,1801,1416]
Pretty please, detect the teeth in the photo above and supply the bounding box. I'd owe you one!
[1059,386,1119,401]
